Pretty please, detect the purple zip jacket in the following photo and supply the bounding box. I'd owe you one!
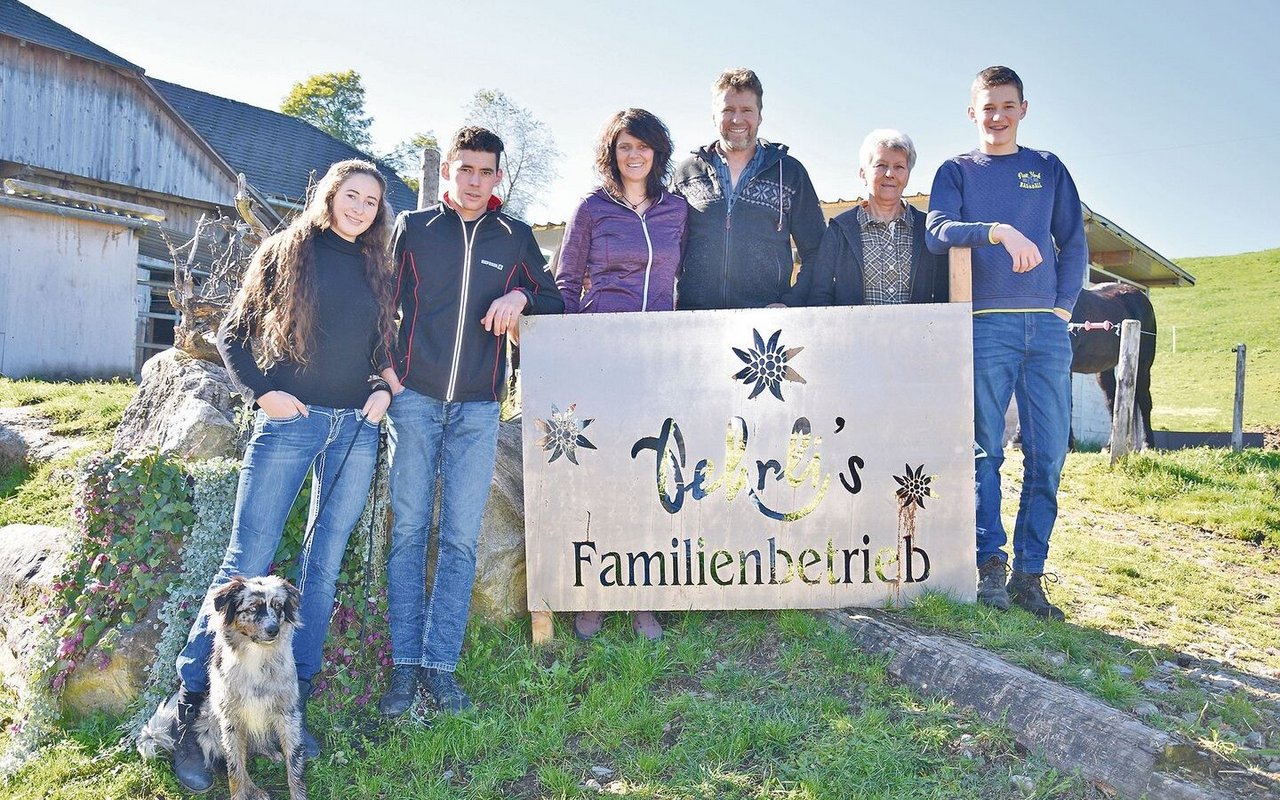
[556,187,688,313]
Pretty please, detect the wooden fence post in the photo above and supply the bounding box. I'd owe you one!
[531,610,554,645]
[1110,319,1141,464]
[418,147,441,210]
[1232,344,1246,453]
[949,248,972,303]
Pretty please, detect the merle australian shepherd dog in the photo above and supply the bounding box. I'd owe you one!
[139,575,307,800]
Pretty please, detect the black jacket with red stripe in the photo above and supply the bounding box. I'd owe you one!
[389,197,563,403]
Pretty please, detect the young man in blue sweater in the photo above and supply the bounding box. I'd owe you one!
[926,66,1087,620]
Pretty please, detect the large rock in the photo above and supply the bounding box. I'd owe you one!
[60,604,165,717]
[0,524,167,717]
[471,420,527,622]
[0,407,91,471]
[112,348,243,460]
[0,525,75,702]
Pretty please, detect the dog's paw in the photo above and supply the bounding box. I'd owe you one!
[231,787,271,800]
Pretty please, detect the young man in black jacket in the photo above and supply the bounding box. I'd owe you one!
[670,68,826,309]
[378,127,563,715]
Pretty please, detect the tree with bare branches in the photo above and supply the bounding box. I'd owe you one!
[463,89,560,220]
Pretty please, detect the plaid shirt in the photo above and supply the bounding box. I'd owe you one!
[857,203,914,304]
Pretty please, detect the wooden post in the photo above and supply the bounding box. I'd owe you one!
[418,147,441,210]
[1110,319,1141,464]
[531,610,554,645]
[948,247,972,303]
[1232,344,1246,452]
[828,610,1224,800]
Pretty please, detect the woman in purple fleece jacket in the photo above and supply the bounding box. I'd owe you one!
[557,108,688,315]
[556,108,687,640]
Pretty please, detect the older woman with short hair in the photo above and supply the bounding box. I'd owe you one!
[804,128,948,305]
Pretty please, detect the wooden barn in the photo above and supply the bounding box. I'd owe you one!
[0,0,415,379]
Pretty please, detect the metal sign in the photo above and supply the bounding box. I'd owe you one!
[521,304,975,612]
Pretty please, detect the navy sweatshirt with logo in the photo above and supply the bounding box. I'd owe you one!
[925,147,1086,314]
[389,198,563,403]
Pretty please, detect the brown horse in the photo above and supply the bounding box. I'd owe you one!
[1070,282,1158,448]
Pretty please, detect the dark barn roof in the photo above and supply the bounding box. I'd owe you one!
[149,78,417,213]
[0,0,140,72]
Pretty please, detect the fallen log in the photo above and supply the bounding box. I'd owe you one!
[827,609,1258,800]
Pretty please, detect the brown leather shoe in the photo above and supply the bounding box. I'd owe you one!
[573,611,604,640]
[631,611,663,641]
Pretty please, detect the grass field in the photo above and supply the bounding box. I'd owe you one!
[0,377,136,528]
[4,447,1277,798]
[1148,247,1280,432]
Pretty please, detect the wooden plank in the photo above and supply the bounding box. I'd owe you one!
[530,611,554,645]
[3,178,166,222]
[1110,319,1141,464]
[0,38,234,206]
[827,610,1240,800]
[948,247,972,303]
[418,149,441,210]
[1089,249,1134,268]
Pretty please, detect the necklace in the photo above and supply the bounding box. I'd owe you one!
[623,194,649,211]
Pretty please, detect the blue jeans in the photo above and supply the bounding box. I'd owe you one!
[175,406,381,692]
[973,312,1073,575]
[385,388,498,672]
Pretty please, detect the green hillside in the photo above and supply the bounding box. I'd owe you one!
[1148,247,1279,431]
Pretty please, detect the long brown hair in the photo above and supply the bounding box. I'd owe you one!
[225,159,395,370]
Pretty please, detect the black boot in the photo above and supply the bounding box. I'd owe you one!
[424,668,473,713]
[173,689,213,794]
[1007,570,1066,621]
[377,665,420,717]
[297,677,320,759]
[977,555,1010,610]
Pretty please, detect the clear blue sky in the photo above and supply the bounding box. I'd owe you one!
[24,0,1280,258]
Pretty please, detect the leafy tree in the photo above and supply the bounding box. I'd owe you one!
[281,70,374,151]
[379,131,439,193]
[463,89,561,220]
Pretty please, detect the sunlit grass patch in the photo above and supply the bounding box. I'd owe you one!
[0,377,136,440]
[1063,449,1280,547]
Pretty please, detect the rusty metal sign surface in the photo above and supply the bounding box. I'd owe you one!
[521,304,975,611]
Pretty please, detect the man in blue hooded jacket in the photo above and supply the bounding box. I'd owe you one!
[671,68,826,310]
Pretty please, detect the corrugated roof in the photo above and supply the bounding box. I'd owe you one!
[148,78,417,213]
[0,0,140,73]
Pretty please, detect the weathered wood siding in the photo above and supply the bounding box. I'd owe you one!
[0,37,235,206]
[0,205,138,378]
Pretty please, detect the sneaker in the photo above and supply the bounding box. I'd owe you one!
[424,669,473,713]
[377,665,421,717]
[1007,570,1066,621]
[976,556,1010,610]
